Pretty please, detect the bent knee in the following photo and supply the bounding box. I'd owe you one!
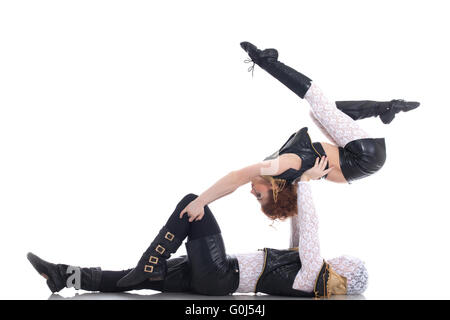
[176,193,199,210]
[181,193,198,202]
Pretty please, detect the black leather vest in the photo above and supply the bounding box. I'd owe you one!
[254,248,314,297]
[264,127,327,184]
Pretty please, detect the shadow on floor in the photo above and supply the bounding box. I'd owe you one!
[48,292,366,300]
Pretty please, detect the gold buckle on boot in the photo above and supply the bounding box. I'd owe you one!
[149,256,159,264]
[144,265,154,273]
[165,232,175,241]
[155,245,165,255]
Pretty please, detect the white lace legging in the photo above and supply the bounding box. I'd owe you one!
[304,83,371,147]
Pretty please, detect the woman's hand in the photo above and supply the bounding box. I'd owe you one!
[179,197,207,222]
[300,156,334,182]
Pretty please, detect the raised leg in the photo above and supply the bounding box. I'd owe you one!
[116,193,222,287]
[305,83,371,147]
[240,42,420,126]
[28,193,223,293]
[241,42,390,181]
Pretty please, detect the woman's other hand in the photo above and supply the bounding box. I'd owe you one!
[300,156,334,182]
[179,197,206,222]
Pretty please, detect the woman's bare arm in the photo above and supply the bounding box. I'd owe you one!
[199,154,299,206]
[180,155,300,221]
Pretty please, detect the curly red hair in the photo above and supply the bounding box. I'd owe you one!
[261,181,298,220]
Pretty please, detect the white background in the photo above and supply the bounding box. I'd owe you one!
[1,0,449,300]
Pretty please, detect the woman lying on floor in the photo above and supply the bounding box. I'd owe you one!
[28,157,366,298]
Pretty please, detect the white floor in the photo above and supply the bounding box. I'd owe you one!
[46,291,366,301]
[12,272,367,300]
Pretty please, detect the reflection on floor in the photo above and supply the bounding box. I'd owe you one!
[48,292,366,300]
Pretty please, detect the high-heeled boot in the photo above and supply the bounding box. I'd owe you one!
[240,41,312,98]
[336,99,420,124]
[27,252,102,293]
[116,225,183,287]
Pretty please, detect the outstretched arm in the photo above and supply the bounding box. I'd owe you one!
[292,157,333,292]
[180,154,302,222]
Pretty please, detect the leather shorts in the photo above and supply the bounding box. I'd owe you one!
[339,138,386,183]
[185,234,240,296]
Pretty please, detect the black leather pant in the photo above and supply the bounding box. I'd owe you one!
[90,194,240,295]
[339,138,387,182]
[184,234,239,295]
[94,238,239,295]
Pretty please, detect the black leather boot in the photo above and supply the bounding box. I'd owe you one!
[336,99,420,124]
[240,41,278,65]
[240,41,312,98]
[27,252,102,293]
[379,99,420,124]
[116,226,183,287]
